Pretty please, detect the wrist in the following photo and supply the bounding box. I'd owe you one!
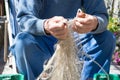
[44,19,51,35]
[92,16,99,31]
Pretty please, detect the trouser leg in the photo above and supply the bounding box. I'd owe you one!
[10,32,57,80]
[10,30,116,80]
[74,30,116,80]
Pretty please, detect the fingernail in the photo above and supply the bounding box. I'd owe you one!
[77,9,82,13]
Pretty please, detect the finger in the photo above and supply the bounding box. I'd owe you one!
[51,22,67,31]
[71,24,80,32]
[75,21,83,28]
[76,9,86,18]
[52,16,67,23]
[72,23,92,33]
[75,17,91,24]
[51,30,68,40]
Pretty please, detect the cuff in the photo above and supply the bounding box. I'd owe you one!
[35,19,48,35]
[91,16,107,34]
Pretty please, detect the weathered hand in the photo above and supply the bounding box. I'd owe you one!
[44,16,68,40]
[72,10,98,34]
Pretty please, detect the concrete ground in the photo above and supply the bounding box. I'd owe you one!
[110,61,120,74]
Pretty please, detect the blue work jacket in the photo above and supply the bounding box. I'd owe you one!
[16,0,108,35]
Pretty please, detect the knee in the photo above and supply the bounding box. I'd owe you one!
[104,30,116,42]
[14,32,34,46]
[94,30,116,46]
[103,30,116,48]
[11,32,35,56]
[15,32,34,41]
[94,30,116,55]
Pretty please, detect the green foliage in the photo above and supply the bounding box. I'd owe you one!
[107,17,120,33]
[108,17,120,64]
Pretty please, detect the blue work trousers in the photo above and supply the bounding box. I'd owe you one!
[10,30,116,80]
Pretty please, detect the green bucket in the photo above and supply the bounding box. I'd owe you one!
[0,74,24,80]
[94,73,120,80]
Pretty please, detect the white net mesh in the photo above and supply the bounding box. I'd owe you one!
[37,21,83,80]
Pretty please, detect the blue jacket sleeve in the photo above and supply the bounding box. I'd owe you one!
[83,0,109,34]
[16,0,46,35]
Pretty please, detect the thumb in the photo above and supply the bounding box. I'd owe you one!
[76,9,86,18]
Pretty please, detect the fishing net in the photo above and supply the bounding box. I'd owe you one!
[37,8,110,80]
[37,20,83,80]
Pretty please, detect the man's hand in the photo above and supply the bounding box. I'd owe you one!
[72,10,98,34]
[44,16,68,40]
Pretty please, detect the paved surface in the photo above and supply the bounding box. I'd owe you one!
[110,61,120,74]
[0,48,120,75]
